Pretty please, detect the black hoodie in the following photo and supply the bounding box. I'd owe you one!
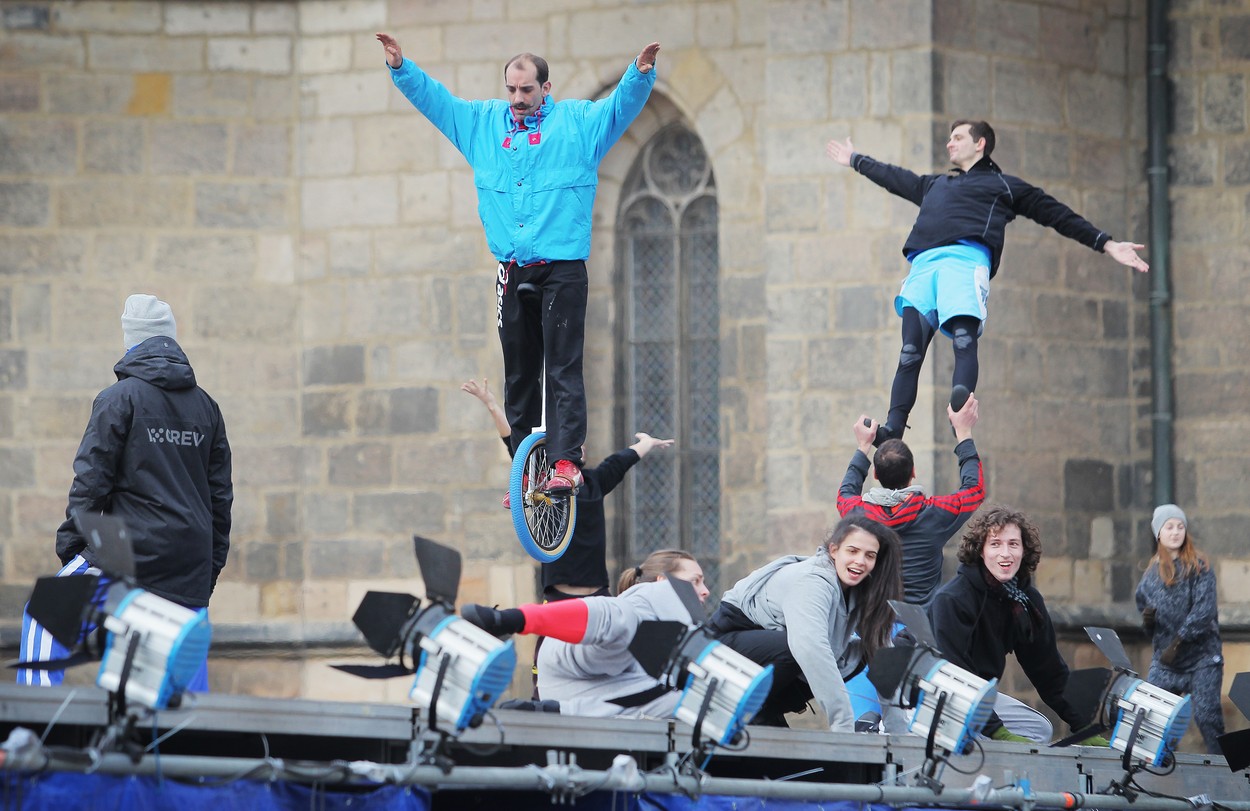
[55,336,232,607]
[851,153,1110,278]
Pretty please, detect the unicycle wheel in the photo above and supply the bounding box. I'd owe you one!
[510,432,576,562]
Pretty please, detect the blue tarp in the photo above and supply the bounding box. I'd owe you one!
[641,797,895,811]
[6,772,430,811]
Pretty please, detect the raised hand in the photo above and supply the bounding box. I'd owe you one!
[631,431,674,458]
[376,32,403,69]
[635,42,661,74]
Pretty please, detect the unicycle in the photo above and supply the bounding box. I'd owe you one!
[508,283,576,562]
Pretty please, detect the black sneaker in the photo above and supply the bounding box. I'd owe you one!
[949,384,970,440]
[460,603,506,636]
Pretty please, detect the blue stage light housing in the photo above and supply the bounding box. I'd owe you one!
[673,639,773,747]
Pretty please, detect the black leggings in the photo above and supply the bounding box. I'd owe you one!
[885,308,980,435]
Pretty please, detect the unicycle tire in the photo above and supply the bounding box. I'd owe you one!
[510,432,576,562]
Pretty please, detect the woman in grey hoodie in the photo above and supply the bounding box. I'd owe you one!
[707,513,904,731]
[1135,504,1225,754]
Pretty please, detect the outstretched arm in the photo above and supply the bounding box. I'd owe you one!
[461,378,510,440]
[1103,240,1149,273]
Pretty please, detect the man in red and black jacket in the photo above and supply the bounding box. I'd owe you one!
[837,393,983,606]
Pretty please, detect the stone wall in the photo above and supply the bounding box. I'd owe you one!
[0,0,1246,745]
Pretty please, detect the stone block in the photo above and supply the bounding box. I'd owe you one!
[357,116,441,174]
[765,56,829,123]
[766,181,821,232]
[301,72,391,116]
[973,1,1037,56]
[808,336,879,390]
[849,0,929,48]
[299,0,386,33]
[352,491,446,535]
[766,0,848,54]
[993,60,1064,125]
[0,182,48,227]
[567,6,694,59]
[83,120,144,175]
[767,287,829,335]
[297,35,352,74]
[1064,458,1114,511]
[252,4,296,33]
[400,172,452,224]
[308,538,386,579]
[444,22,546,59]
[328,443,393,486]
[195,181,291,229]
[58,179,188,228]
[207,580,259,623]
[234,123,292,177]
[0,120,75,176]
[153,235,254,280]
[1203,73,1246,135]
[54,2,161,33]
[1219,15,1250,61]
[324,231,370,278]
[88,34,203,71]
[302,490,349,535]
[0,448,34,487]
[1226,139,1250,185]
[303,345,365,386]
[46,73,130,115]
[299,119,355,176]
[197,285,298,342]
[358,387,438,436]
[228,444,301,488]
[243,540,280,581]
[0,75,40,112]
[3,28,86,68]
[252,76,297,121]
[1069,72,1131,139]
[1039,6,1100,71]
[207,37,293,75]
[302,176,398,228]
[937,50,990,120]
[172,74,249,118]
[834,285,885,331]
[151,122,229,175]
[0,235,74,281]
[165,2,250,35]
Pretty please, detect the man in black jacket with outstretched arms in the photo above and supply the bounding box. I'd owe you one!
[826,120,1149,446]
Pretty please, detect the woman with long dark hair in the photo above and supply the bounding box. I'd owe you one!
[1135,504,1225,753]
[707,513,904,730]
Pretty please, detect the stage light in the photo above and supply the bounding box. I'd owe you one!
[334,536,516,737]
[1064,627,1192,770]
[14,512,210,714]
[1217,672,1250,771]
[869,601,998,760]
[629,578,773,750]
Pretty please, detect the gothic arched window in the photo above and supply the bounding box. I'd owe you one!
[615,124,721,593]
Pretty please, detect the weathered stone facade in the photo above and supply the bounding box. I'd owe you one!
[0,1,1245,746]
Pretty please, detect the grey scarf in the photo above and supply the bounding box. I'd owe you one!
[862,485,925,509]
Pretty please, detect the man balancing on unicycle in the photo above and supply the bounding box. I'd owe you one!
[379,33,661,498]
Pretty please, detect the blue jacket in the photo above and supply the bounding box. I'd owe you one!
[390,58,656,265]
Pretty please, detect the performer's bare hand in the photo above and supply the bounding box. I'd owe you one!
[635,42,661,74]
[826,137,854,167]
[461,378,498,409]
[631,431,674,457]
[376,32,403,68]
[1104,240,1149,273]
[853,415,877,454]
[948,393,979,442]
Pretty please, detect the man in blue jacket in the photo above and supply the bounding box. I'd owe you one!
[826,121,1149,446]
[17,295,232,689]
[379,33,661,497]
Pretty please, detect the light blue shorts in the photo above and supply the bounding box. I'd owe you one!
[895,242,991,337]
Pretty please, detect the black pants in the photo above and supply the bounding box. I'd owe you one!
[885,308,980,435]
[707,604,812,722]
[497,259,588,465]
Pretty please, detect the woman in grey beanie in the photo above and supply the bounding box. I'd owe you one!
[1134,504,1225,753]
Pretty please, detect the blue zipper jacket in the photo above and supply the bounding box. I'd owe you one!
[390,58,656,265]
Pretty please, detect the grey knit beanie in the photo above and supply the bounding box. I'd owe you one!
[1151,504,1187,539]
[121,294,176,350]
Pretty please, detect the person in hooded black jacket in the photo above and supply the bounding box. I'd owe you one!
[826,120,1148,446]
[928,504,1101,745]
[17,295,231,688]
